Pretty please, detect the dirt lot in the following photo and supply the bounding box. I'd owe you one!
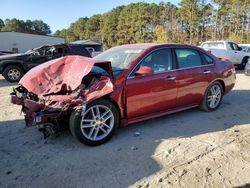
[0,72,250,188]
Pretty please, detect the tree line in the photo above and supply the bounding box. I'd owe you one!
[1,0,249,49]
[0,18,51,35]
[54,0,250,49]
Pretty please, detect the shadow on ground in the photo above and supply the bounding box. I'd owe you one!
[0,78,17,88]
[1,87,250,188]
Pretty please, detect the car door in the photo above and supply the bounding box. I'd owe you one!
[174,48,216,107]
[227,42,243,64]
[28,48,54,69]
[125,48,178,118]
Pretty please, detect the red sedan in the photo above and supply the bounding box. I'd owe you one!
[11,44,236,146]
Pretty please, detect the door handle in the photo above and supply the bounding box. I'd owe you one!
[165,76,176,81]
[203,70,211,74]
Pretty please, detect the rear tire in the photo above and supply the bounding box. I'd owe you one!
[241,57,248,69]
[3,65,24,82]
[200,81,223,112]
[69,99,119,146]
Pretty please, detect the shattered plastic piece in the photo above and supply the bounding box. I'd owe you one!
[131,146,138,150]
[134,132,141,137]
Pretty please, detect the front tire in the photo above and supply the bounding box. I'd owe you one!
[200,81,223,112]
[69,99,119,146]
[3,65,24,82]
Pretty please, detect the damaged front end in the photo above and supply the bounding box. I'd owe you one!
[10,55,114,138]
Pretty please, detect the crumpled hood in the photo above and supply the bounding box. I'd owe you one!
[19,55,112,96]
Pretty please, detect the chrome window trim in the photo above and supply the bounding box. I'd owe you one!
[128,64,215,79]
[172,64,214,71]
[127,47,215,80]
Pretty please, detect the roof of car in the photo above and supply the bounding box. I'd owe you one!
[116,43,201,50]
[202,40,233,43]
[71,40,102,45]
[239,44,250,46]
[118,43,158,49]
[31,43,88,50]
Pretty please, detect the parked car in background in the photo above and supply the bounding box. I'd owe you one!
[71,40,103,57]
[86,47,102,57]
[11,44,236,146]
[200,41,249,69]
[0,43,91,82]
[239,44,250,53]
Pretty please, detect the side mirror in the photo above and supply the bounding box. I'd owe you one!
[135,66,154,77]
[238,47,242,51]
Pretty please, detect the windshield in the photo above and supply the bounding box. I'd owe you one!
[239,46,250,53]
[202,42,224,49]
[94,47,144,76]
[25,46,55,55]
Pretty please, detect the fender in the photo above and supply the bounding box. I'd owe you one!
[0,60,27,73]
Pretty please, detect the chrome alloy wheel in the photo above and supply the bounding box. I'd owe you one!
[8,68,21,80]
[80,105,114,141]
[207,84,222,109]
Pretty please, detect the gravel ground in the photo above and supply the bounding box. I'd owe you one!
[0,72,250,188]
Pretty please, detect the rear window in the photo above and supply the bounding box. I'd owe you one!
[202,42,224,49]
[202,53,214,64]
[70,46,91,57]
[175,49,202,68]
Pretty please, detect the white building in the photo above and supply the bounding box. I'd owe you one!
[0,31,65,53]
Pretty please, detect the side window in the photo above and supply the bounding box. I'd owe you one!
[63,47,68,55]
[56,48,64,56]
[228,42,240,51]
[175,49,202,68]
[44,48,54,56]
[129,48,173,77]
[140,48,173,73]
[228,42,234,50]
[232,43,240,51]
[202,53,214,64]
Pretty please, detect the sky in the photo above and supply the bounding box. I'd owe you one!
[1,0,180,33]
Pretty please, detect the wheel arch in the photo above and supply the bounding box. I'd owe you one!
[242,56,249,62]
[101,94,122,122]
[203,79,225,99]
[2,61,25,72]
[214,79,225,95]
[200,79,225,111]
